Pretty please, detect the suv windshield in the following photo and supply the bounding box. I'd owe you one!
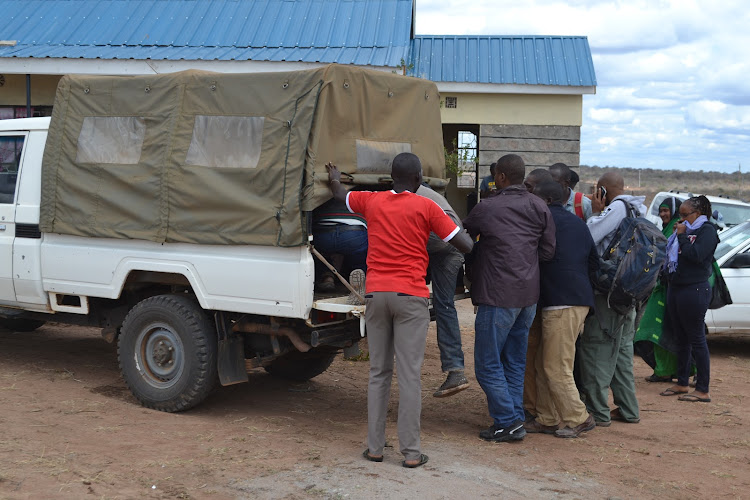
[711,202,750,226]
[715,221,750,260]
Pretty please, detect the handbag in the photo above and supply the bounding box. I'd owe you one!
[708,260,732,310]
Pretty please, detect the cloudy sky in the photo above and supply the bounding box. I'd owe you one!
[416,0,749,173]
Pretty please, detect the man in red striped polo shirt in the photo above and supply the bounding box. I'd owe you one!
[327,153,472,468]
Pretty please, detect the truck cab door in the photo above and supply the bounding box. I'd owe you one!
[0,133,25,303]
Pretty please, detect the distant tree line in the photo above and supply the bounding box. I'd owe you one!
[576,164,749,203]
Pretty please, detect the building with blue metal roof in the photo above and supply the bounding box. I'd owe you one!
[409,35,595,90]
[0,0,416,69]
[0,0,596,214]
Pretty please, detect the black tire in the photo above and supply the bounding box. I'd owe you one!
[0,318,46,332]
[265,350,337,381]
[118,294,217,412]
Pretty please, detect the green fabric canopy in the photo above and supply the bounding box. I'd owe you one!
[40,64,446,246]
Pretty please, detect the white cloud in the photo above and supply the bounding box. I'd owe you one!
[588,108,635,123]
[593,86,679,110]
[417,0,750,172]
[418,0,710,50]
[686,100,750,133]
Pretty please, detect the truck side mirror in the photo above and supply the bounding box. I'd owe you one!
[724,252,750,269]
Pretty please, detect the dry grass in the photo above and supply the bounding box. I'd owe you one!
[13,447,72,477]
[577,165,750,205]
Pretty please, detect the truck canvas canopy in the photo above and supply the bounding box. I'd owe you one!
[39,64,445,247]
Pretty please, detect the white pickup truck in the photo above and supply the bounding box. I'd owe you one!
[0,65,448,411]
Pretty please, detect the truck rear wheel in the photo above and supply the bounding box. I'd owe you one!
[265,350,337,381]
[0,318,46,332]
[118,294,217,412]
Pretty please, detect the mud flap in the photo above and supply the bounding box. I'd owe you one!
[343,341,361,358]
[215,313,249,386]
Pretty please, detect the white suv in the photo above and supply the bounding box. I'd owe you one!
[709,220,750,334]
[646,190,750,230]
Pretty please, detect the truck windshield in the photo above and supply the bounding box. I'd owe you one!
[650,194,750,228]
[712,202,750,227]
[715,221,750,261]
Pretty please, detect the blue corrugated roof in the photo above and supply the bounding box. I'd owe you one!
[0,1,596,88]
[0,0,414,66]
[409,36,596,87]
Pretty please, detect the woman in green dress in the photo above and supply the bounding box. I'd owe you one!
[635,197,684,382]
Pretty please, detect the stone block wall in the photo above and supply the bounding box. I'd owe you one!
[478,124,580,178]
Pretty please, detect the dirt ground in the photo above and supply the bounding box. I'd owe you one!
[1,299,749,500]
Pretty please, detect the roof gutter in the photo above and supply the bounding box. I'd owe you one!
[0,57,400,76]
[435,82,596,95]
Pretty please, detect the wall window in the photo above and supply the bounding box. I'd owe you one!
[456,130,478,188]
[0,135,24,203]
[186,116,264,169]
[76,116,146,164]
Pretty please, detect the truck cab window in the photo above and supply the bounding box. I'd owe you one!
[0,135,23,204]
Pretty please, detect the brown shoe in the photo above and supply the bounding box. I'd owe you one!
[611,407,640,423]
[523,419,558,434]
[554,414,596,439]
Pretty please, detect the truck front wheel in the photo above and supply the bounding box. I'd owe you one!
[265,350,337,381]
[118,295,217,412]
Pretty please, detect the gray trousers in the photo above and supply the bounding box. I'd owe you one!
[366,292,430,461]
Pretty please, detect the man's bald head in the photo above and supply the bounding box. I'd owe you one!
[598,172,624,191]
[495,154,526,188]
[597,171,625,201]
[391,152,423,192]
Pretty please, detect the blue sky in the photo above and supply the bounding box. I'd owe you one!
[416,0,749,173]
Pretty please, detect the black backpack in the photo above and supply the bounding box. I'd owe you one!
[593,200,667,315]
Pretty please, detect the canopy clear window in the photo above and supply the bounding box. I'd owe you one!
[76,116,145,164]
[186,116,264,169]
[355,140,411,173]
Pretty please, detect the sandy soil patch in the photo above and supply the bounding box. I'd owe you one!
[0,299,748,499]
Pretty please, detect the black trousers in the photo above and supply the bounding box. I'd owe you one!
[665,281,711,393]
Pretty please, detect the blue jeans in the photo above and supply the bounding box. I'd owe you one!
[474,304,537,427]
[429,248,464,372]
[312,225,367,274]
